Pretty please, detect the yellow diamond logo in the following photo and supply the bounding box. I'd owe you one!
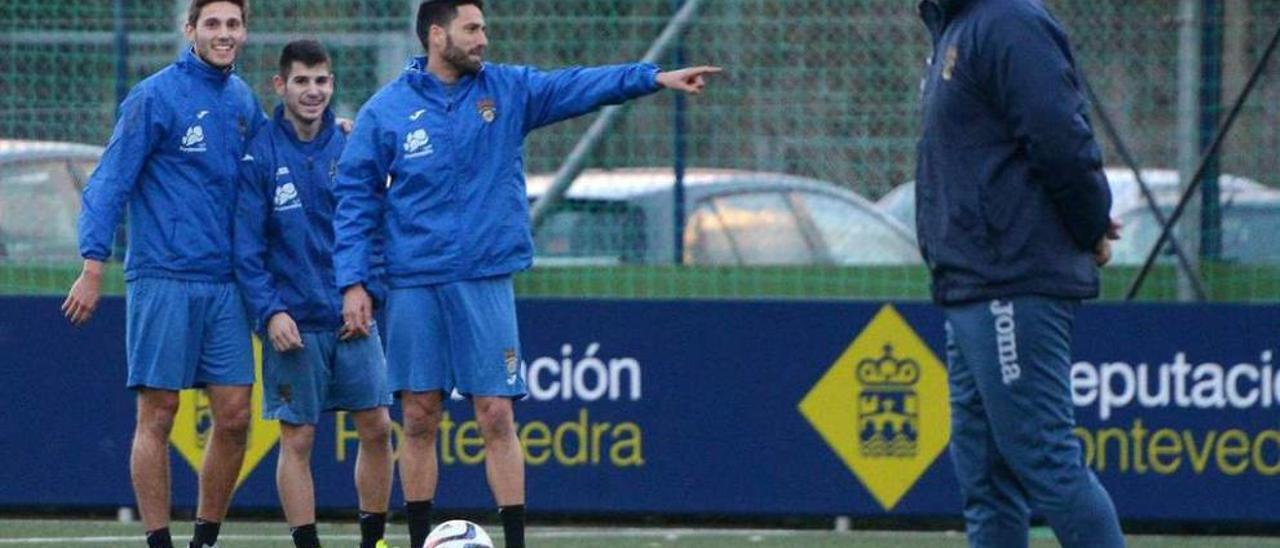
[170,337,280,486]
[799,304,949,511]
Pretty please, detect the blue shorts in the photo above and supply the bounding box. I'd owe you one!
[126,277,254,390]
[262,324,391,425]
[384,276,526,398]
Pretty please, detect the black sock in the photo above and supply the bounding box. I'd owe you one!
[189,519,221,548]
[146,527,174,548]
[499,505,526,548]
[359,511,387,548]
[406,499,434,548]
[290,523,321,548]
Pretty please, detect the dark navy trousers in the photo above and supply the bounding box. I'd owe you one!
[945,296,1124,548]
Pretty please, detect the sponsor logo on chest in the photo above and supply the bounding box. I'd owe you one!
[274,167,302,212]
[403,128,434,159]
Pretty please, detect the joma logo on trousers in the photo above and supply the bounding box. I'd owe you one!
[990,300,1021,385]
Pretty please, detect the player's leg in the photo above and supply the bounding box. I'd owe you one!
[191,281,257,547]
[262,330,327,547]
[943,316,1031,548]
[125,277,200,547]
[277,423,317,539]
[951,296,1124,548]
[479,399,526,548]
[400,390,445,546]
[330,325,394,547]
[352,407,393,546]
[195,384,251,538]
[384,286,450,547]
[443,276,527,548]
[132,389,181,540]
[473,395,525,508]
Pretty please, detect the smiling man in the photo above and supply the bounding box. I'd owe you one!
[63,1,265,547]
[234,40,395,548]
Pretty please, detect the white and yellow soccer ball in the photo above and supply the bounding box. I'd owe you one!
[424,520,494,548]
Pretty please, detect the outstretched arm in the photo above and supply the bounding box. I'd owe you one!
[522,63,722,132]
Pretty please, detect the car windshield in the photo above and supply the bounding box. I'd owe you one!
[684,192,817,265]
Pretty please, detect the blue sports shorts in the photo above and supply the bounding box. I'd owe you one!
[262,324,391,425]
[383,276,526,398]
[125,277,254,390]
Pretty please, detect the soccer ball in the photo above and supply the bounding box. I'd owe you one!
[424,520,494,548]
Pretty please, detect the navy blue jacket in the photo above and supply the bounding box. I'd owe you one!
[916,0,1111,304]
[235,106,383,332]
[79,48,265,282]
[334,58,661,290]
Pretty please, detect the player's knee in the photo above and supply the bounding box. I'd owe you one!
[361,428,391,451]
[136,390,180,433]
[356,411,392,447]
[280,428,315,457]
[474,399,515,438]
[402,404,442,440]
[138,412,177,438]
[215,405,252,440]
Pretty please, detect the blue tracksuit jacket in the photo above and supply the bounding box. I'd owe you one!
[333,57,661,290]
[916,0,1112,305]
[235,106,382,333]
[78,48,265,282]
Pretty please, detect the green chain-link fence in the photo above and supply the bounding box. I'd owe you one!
[3,0,1279,301]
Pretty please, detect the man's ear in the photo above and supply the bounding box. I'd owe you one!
[429,24,447,50]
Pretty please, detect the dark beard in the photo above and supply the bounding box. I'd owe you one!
[442,38,482,74]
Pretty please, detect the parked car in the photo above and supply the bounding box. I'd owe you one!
[878,167,1275,233]
[875,167,1280,265]
[1101,167,1272,219]
[526,168,922,266]
[0,140,103,263]
[1109,186,1280,265]
[3,147,922,268]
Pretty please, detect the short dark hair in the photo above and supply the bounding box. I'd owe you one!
[278,40,331,77]
[186,0,247,27]
[415,0,484,52]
